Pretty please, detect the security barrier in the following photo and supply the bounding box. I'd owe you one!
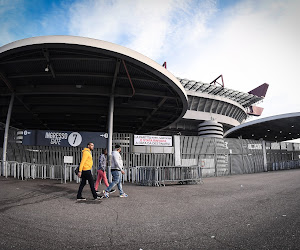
[0,161,83,184]
[267,160,300,171]
[64,164,81,183]
[1,159,300,187]
[1,160,202,186]
[128,166,203,186]
[0,160,64,182]
[159,166,203,186]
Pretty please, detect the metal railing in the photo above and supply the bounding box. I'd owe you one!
[267,160,300,171]
[0,161,123,185]
[63,164,81,184]
[126,166,203,186]
[0,160,64,182]
[2,159,299,186]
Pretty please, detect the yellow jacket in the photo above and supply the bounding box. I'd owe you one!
[79,148,93,171]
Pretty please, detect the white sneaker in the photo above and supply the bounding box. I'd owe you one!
[103,190,110,198]
[119,193,128,198]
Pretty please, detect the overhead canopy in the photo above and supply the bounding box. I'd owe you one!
[0,36,187,133]
[224,112,300,142]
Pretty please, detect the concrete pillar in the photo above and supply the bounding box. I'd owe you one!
[174,135,181,166]
[2,93,15,177]
[262,140,268,171]
[107,94,114,183]
[107,59,120,183]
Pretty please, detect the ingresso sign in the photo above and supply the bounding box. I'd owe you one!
[134,135,172,146]
[22,130,108,148]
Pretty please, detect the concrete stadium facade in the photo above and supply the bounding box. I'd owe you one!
[156,77,264,136]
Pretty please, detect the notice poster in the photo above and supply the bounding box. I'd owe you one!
[134,135,172,146]
[248,144,262,150]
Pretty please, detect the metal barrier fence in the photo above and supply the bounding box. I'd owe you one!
[0,161,124,185]
[0,160,64,182]
[0,161,88,184]
[2,158,300,187]
[159,166,203,186]
[267,160,300,171]
[127,166,203,186]
[64,164,81,184]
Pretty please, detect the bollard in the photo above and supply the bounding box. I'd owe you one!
[64,164,67,184]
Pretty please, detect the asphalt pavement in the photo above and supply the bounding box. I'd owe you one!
[0,169,299,250]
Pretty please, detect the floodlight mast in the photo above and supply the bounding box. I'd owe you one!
[210,75,224,87]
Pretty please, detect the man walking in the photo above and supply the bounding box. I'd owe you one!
[77,142,103,201]
[103,144,128,198]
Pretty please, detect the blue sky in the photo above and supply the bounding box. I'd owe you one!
[1,0,300,140]
[0,0,253,51]
[0,0,70,41]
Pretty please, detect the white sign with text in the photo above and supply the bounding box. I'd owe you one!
[248,144,262,150]
[64,156,74,164]
[134,135,172,146]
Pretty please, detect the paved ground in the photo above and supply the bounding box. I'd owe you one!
[0,169,299,250]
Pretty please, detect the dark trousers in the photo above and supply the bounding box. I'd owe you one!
[77,170,97,199]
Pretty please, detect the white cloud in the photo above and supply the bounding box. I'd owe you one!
[68,0,217,60]
[68,0,300,121]
[165,0,300,119]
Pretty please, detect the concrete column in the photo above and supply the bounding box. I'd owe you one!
[241,139,245,174]
[106,59,120,183]
[2,93,15,177]
[262,140,268,171]
[214,138,218,177]
[107,94,114,183]
[174,135,181,166]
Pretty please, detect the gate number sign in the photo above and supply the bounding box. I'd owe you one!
[22,130,107,148]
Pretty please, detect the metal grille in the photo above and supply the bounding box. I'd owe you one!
[225,139,264,175]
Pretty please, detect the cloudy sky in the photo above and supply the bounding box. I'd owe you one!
[1,0,299,127]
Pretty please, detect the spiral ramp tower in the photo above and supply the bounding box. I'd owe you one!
[198,120,224,138]
[196,120,227,175]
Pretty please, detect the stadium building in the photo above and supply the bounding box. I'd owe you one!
[0,36,299,183]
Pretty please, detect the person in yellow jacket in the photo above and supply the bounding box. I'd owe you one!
[76,142,103,201]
